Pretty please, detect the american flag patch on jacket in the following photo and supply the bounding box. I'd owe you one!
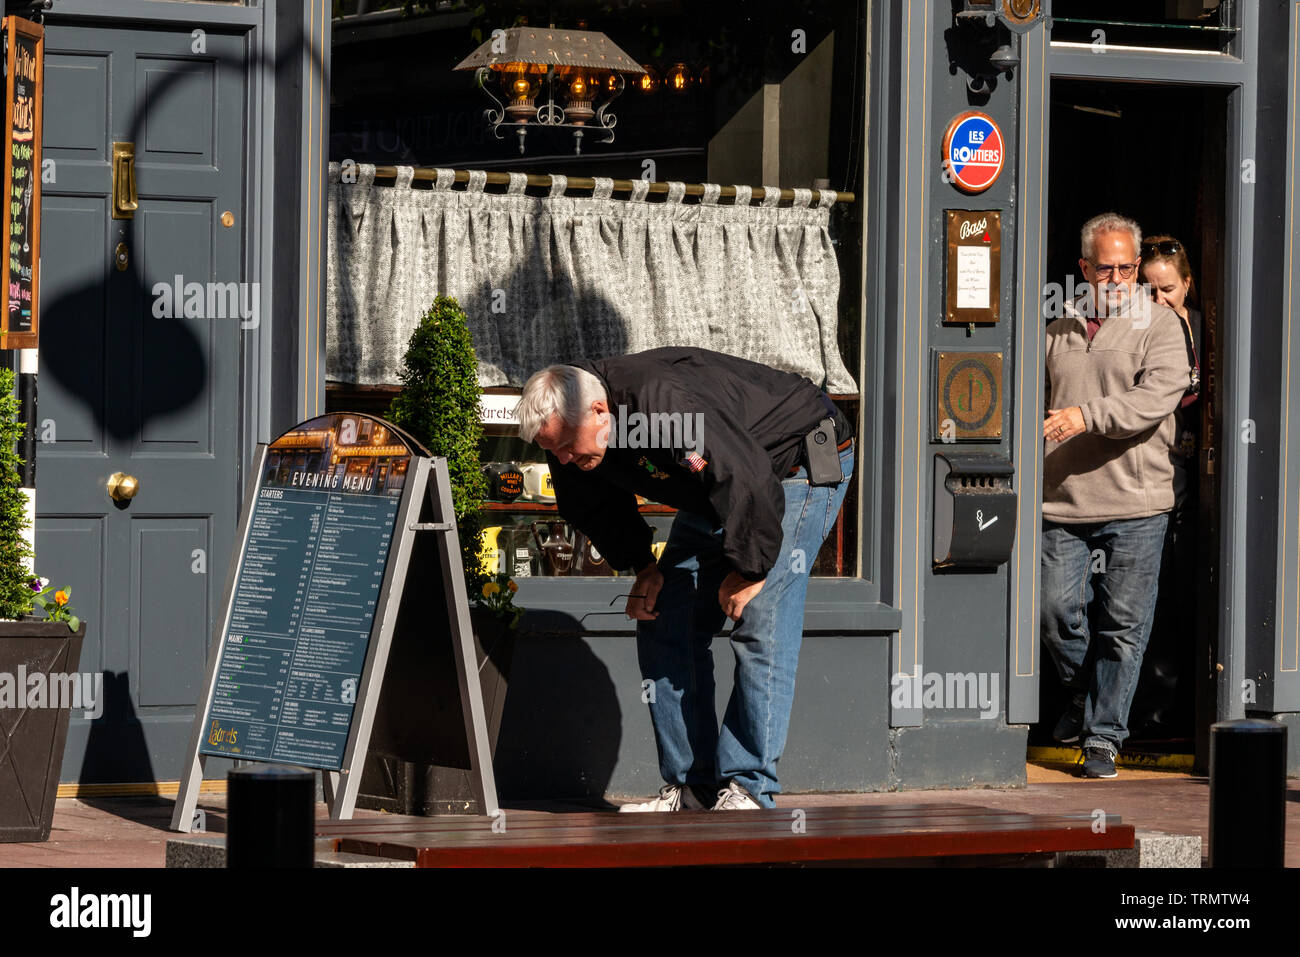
[682,452,708,473]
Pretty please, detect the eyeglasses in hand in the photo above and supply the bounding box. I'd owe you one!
[577,593,652,625]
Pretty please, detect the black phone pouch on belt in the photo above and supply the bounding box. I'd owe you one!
[803,417,843,486]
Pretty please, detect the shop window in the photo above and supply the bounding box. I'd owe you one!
[327,0,869,583]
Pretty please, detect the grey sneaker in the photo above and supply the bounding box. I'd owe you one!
[711,780,761,810]
[1081,747,1118,778]
[618,784,705,812]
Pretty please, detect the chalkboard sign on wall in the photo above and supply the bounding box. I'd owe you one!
[0,17,40,350]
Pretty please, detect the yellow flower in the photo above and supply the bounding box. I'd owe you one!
[482,582,500,598]
[507,580,518,593]
[55,590,68,606]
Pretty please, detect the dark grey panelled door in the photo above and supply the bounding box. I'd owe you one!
[38,23,246,782]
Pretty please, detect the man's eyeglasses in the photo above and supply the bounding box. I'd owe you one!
[1089,260,1140,280]
[1141,240,1182,257]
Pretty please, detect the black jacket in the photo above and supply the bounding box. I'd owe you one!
[545,348,850,580]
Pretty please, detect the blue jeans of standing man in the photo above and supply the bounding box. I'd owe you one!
[636,445,854,809]
[1040,513,1169,757]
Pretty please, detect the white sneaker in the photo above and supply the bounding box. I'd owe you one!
[617,784,705,812]
[712,780,761,810]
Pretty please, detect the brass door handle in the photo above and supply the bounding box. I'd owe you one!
[107,472,139,501]
[112,142,138,219]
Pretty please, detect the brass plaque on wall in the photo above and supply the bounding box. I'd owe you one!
[944,209,1000,325]
[935,351,1003,441]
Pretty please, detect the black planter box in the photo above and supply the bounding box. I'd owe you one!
[0,620,87,843]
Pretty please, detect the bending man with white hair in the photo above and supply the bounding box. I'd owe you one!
[516,347,854,811]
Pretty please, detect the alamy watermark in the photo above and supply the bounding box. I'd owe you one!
[598,404,705,455]
[1042,276,1161,329]
[49,887,150,937]
[152,275,259,329]
[890,671,1000,719]
[0,667,103,719]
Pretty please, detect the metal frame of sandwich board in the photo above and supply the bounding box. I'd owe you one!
[170,452,498,832]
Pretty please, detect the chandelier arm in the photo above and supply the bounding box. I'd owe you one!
[476,67,507,140]
[595,72,624,132]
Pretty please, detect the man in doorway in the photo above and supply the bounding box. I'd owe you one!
[515,347,854,810]
[1041,212,1192,778]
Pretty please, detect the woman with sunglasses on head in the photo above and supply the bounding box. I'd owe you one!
[1136,234,1201,743]
[1140,235,1201,512]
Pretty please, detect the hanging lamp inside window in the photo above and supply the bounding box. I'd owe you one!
[454,26,647,155]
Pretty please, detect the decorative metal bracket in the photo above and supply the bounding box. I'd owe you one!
[476,65,625,156]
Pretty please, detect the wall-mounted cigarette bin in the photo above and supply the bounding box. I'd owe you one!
[933,452,1016,569]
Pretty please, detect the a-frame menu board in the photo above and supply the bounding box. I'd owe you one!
[170,413,498,831]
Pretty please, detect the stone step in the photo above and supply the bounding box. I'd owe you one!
[1055,829,1202,868]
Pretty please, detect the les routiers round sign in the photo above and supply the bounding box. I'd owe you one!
[942,111,1005,194]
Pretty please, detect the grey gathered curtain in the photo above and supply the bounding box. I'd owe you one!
[326,164,858,394]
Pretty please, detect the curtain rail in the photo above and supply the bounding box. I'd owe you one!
[365,166,856,204]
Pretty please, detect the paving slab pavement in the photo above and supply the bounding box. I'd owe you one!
[0,766,1295,868]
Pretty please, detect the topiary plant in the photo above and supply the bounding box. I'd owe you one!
[0,367,34,620]
[387,296,490,600]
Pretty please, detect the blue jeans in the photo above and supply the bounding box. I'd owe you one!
[636,445,854,809]
[1040,513,1168,756]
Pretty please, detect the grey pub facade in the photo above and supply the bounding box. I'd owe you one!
[10,0,1300,799]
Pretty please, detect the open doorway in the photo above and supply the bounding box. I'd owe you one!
[1035,79,1228,761]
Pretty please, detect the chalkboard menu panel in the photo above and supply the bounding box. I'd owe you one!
[199,413,415,771]
[0,17,40,349]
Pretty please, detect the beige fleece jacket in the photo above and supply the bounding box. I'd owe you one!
[1043,290,1192,523]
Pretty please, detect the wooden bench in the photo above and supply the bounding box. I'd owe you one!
[314,803,1135,867]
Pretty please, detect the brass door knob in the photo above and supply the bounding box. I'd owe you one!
[107,472,139,501]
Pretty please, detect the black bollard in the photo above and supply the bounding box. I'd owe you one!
[1208,718,1287,868]
[226,764,316,868]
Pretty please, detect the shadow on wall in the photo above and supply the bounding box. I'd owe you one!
[494,618,623,807]
[76,671,156,784]
[467,258,633,386]
[42,26,330,436]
